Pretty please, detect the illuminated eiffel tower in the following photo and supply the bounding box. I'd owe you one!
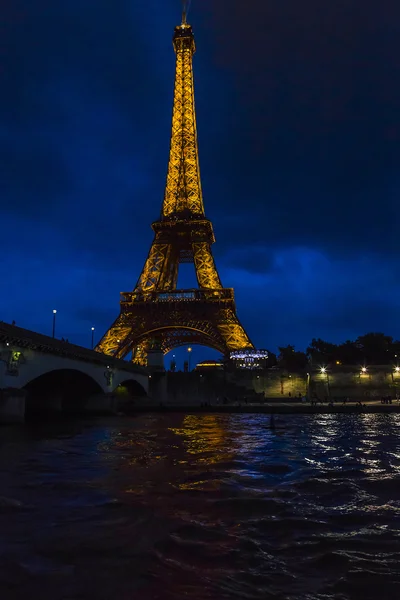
[96,2,253,365]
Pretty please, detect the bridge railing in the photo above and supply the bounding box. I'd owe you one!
[120,288,235,304]
[0,322,146,374]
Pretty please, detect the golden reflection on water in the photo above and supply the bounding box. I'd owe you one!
[169,414,234,466]
[169,414,277,491]
[178,479,210,490]
[101,413,400,501]
[169,414,277,464]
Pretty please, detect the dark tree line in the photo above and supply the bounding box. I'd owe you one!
[274,333,400,370]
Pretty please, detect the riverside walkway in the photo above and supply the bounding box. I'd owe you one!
[130,400,400,414]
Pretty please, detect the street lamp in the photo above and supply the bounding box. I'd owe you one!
[52,309,57,338]
[187,346,192,371]
[320,367,330,399]
[91,327,95,349]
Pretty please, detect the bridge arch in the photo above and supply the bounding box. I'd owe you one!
[114,379,147,397]
[111,371,149,396]
[14,355,109,393]
[23,368,103,416]
[113,378,148,410]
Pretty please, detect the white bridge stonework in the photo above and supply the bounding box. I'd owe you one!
[0,324,151,422]
[0,344,149,394]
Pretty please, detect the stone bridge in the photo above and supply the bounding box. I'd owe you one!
[0,322,153,422]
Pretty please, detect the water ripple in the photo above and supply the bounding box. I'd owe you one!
[1,413,400,599]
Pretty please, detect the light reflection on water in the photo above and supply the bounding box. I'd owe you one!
[0,413,400,599]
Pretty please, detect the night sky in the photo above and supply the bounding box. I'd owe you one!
[1,0,399,367]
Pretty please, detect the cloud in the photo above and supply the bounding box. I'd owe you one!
[0,0,399,359]
[199,0,400,256]
[221,247,400,350]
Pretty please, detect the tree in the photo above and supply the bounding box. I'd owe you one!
[306,338,338,365]
[266,351,278,367]
[278,345,308,370]
[356,332,393,365]
[336,340,361,365]
[392,340,400,363]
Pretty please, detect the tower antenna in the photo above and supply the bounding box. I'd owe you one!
[182,0,191,25]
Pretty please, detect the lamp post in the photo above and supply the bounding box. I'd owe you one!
[52,309,57,338]
[91,327,95,349]
[187,346,192,371]
[320,367,330,399]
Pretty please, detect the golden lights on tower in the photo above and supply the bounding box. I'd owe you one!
[95,6,253,364]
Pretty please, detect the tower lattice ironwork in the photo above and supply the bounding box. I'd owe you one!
[95,7,253,364]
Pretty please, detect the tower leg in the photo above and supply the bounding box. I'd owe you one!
[95,314,137,358]
[134,242,172,292]
[193,242,223,289]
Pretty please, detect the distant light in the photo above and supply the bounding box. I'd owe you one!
[336,361,340,365]
[53,309,57,314]
[91,327,95,331]
[149,375,152,379]
[6,342,9,346]
[117,339,120,343]
[187,347,192,353]
[395,366,400,373]
[361,367,367,373]
[230,349,268,359]
[320,367,326,374]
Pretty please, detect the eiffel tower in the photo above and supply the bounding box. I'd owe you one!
[96,3,253,365]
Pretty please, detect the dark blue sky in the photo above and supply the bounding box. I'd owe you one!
[1,0,399,367]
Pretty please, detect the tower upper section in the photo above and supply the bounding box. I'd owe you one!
[162,20,205,219]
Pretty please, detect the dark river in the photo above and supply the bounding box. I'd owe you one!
[1,413,400,599]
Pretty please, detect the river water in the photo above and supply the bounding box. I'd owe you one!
[1,413,400,599]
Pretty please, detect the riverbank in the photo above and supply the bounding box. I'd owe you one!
[132,401,400,414]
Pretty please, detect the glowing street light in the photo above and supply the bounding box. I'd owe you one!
[187,346,192,371]
[395,366,400,373]
[320,366,331,399]
[361,366,367,373]
[91,327,95,349]
[52,309,57,338]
